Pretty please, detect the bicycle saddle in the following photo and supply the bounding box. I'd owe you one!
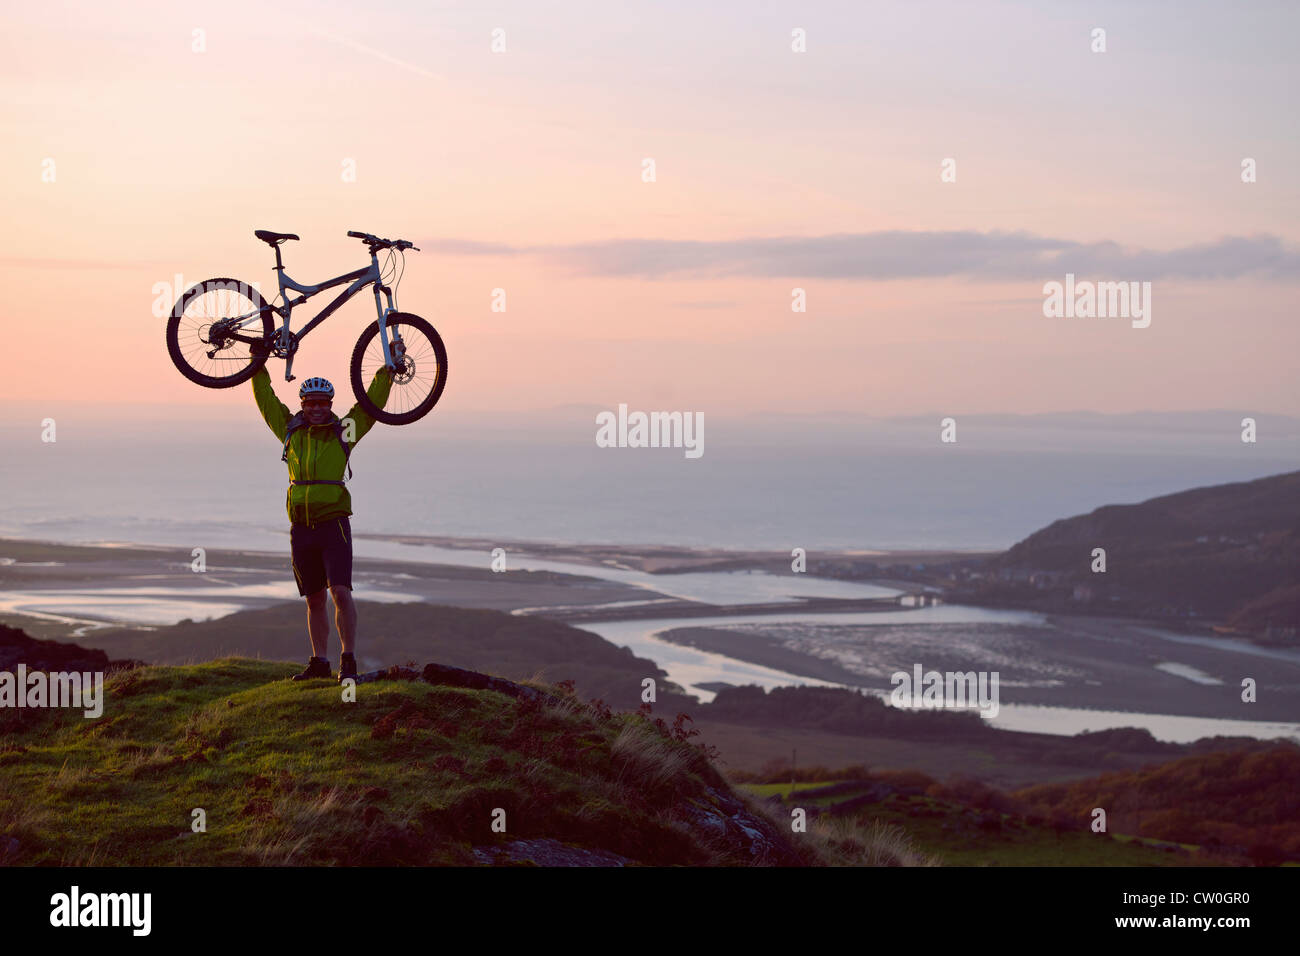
[255,229,300,244]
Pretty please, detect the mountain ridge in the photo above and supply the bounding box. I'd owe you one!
[972,470,1300,630]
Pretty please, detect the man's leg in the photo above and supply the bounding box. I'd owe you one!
[291,521,331,665]
[305,588,330,658]
[323,517,357,658]
[330,585,357,655]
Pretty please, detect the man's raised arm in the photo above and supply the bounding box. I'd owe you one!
[340,367,392,448]
[251,366,291,442]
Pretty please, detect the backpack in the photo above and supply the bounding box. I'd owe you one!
[281,412,353,485]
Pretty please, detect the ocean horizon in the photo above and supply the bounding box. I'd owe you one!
[3,411,1297,553]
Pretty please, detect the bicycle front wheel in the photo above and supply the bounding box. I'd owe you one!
[350,312,448,425]
[166,277,273,388]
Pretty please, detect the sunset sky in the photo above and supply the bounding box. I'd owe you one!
[3,0,1297,422]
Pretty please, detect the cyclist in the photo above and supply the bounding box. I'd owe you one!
[250,344,392,683]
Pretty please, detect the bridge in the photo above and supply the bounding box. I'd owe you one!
[519,590,942,624]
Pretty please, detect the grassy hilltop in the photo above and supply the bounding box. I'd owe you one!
[0,658,923,867]
[4,656,1288,867]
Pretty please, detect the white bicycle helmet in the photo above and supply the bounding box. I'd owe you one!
[299,377,335,399]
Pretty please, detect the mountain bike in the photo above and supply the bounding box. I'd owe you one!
[165,229,448,425]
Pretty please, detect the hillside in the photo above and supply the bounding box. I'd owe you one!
[737,746,1300,866]
[0,622,143,673]
[4,618,1294,867]
[740,775,1215,867]
[1012,747,1300,865]
[969,470,1300,629]
[0,658,934,867]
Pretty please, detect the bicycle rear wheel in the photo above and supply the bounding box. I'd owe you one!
[350,312,448,425]
[166,277,273,388]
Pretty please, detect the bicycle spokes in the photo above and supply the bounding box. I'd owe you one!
[176,284,262,372]
[360,324,441,416]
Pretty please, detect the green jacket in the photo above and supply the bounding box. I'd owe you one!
[252,367,392,527]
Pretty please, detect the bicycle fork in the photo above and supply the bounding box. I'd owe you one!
[363,247,400,370]
[373,282,399,369]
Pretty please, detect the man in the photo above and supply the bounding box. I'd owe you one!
[251,353,392,683]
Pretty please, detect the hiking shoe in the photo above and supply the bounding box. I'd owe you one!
[291,657,332,681]
[337,654,358,684]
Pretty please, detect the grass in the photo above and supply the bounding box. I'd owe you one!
[8,530,1289,868]
[14,655,1214,867]
[738,783,1236,867]
[735,781,838,799]
[0,658,844,866]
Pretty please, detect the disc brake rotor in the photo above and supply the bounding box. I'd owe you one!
[392,355,416,385]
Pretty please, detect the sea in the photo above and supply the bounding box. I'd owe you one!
[2,410,1297,553]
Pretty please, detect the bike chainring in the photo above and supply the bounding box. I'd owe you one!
[271,329,298,359]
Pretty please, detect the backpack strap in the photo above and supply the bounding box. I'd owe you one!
[333,419,354,480]
[281,413,354,480]
[281,412,304,466]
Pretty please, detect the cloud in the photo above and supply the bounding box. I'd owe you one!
[0,256,143,270]
[422,238,525,256]
[420,231,1300,281]
[306,28,441,80]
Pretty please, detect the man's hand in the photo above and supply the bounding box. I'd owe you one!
[250,338,271,358]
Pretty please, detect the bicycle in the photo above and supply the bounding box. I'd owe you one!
[165,229,448,425]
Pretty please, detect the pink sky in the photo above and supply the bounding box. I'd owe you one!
[3,0,1297,419]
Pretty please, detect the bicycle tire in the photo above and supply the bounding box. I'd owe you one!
[166,277,273,389]
[350,312,448,425]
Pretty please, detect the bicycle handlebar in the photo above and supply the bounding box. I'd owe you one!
[347,230,419,252]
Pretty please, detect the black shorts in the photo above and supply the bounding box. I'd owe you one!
[289,516,353,596]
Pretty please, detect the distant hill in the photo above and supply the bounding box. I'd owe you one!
[0,623,143,674]
[971,470,1300,631]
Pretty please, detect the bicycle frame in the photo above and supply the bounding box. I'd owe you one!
[225,245,398,382]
